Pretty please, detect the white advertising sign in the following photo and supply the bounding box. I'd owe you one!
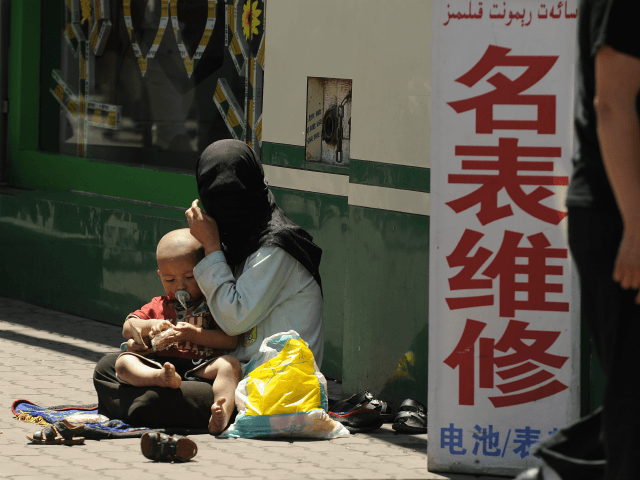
[428,1,580,476]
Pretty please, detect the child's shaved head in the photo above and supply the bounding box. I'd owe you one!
[156,228,205,265]
[156,229,205,302]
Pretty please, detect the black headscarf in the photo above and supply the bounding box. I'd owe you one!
[196,140,322,292]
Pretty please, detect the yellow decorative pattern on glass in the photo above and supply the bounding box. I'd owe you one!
[242,1,261,40]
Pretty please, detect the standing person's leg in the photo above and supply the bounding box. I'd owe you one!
[569,207,640,479]
[600,288,640,479]
[191,355,242,435]
[569,207,621,373]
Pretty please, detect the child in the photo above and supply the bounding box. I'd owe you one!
[116,228,241,435]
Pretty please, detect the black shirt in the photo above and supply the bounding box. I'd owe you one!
[566,0,640,209]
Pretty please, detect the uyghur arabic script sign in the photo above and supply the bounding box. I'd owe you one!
[442,1,577,26]
[428,1,579,476]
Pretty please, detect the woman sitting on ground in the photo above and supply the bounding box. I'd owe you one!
[93,139,324,430]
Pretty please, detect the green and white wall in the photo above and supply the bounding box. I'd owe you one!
[259,0,432,402]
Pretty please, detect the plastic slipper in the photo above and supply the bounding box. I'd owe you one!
[352,417,384,433]
[140,432,197,462]
[329,390,395,423]
[328,390,384,433]
[329,408,380,428]
[329,409,383,434]
[329,390,373,413]
[328,390,392,432]
[27,419,86,445]
[369,398,395,423]
[392,399,427,434]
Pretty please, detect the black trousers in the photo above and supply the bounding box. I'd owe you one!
[93,353,214,429]
[536,207,640,480]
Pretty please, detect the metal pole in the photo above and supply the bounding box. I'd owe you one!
[0,0,9,184]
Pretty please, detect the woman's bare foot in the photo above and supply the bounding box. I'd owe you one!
[156,362,182,389]
[208,398,229,435]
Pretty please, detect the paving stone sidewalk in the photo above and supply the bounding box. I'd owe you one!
[0,296,506,480]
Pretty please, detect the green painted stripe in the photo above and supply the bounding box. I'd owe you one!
[7,150,198,209]
[262,143,430,193]
[261,142,349,175]
[350,159,430,193]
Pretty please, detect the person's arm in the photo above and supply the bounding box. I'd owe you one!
[594,45,640,301]
[121,316,169,354]
[186,198,299,335]
[122,316,169,340]
[165,322,239,349]
[194,246,298,336]
[185,199,221,256]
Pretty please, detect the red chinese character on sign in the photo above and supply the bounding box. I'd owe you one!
[445,229,569,318]
[446,229,494,310]
[443,319,486,406]
[484,231,569,317]
[444,319,569,407]
[447,137,568,225]
[448,45,558,134]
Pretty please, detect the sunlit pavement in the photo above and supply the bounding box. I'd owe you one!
[0,296,505,480]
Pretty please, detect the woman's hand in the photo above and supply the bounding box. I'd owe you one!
[186,199,222,255]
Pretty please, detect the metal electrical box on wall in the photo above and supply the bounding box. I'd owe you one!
[306,77,352,166]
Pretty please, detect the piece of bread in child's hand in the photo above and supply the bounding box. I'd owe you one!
[150,327,179,351]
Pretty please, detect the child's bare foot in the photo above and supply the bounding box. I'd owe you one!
[208,398,229,435]
[156,363,181,389]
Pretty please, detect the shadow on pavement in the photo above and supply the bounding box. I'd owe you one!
[360,427,428,457]
[0,328,115,363]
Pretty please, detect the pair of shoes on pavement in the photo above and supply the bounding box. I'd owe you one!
[328,391,427,434]
[140,432,197,462]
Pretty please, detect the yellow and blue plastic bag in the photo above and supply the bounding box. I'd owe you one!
[221,331,350,439]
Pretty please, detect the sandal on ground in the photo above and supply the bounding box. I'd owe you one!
[392,399,427,434]
[328,408,380,428]
[328,391,382,433]
[329,390,374,413]
[140,432,197,462]
[328,390,390,433]
[27,419,86,445]
[328,409,383,434]
[369,398,395,423]
[329,389,395,424]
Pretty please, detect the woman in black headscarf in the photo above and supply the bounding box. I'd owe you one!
[186,139,324,366]
[93,140,323,432]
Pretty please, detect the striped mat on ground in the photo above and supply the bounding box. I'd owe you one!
[12,399,151,439]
